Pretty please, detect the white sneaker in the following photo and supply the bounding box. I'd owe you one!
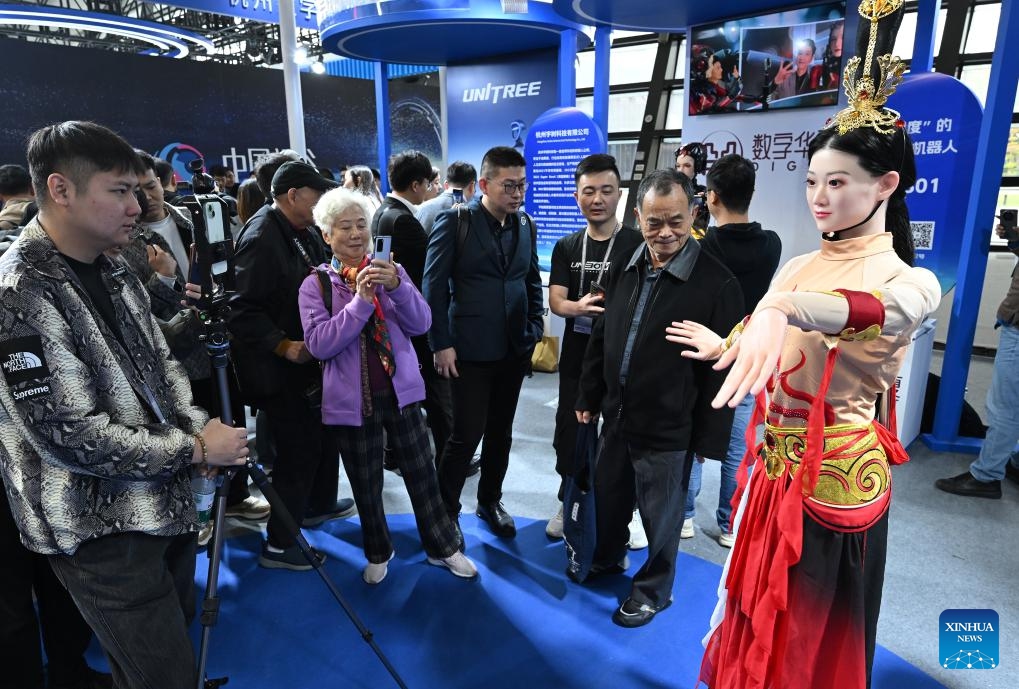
[628,509,648,550]
[427,551,478,579]
[546,504,564,539]
[681,519,695,539]
[718,531,736,548]
[363,551,395,585]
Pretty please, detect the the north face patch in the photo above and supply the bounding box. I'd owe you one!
[0,335,51,389]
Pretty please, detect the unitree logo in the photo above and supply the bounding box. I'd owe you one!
[462,81,542,105]
[939,609,999,670]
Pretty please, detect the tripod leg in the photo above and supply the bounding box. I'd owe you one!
[244,461,409,689]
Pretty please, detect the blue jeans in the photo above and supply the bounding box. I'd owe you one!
[971,323,1019,481]
[684,393,754,532]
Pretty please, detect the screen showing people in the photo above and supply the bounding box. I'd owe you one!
[688,2,845,116]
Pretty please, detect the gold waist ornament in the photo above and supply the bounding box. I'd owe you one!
[763,423,890,506]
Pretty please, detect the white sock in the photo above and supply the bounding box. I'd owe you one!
[266,544,284,554]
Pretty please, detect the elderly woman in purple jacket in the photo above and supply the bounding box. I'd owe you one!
[299,187,477,584]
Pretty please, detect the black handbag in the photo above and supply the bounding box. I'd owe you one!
[564,421,599,583]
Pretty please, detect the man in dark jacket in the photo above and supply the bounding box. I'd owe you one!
[576,168,743,628]
[372,151,453,471]
[0,121,249,689]
[228,161,353,570]
[682,154,782,547]
[422,146,544,542]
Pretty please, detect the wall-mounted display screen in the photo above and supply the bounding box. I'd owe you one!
[688,2,846,116]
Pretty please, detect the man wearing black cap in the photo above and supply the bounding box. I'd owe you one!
[228,160,355,570]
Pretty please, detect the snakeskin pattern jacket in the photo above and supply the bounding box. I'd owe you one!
[0,220,207,555]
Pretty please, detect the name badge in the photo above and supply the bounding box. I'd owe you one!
[573,316,593,335]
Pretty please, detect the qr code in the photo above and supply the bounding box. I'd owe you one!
[911,221,935,251]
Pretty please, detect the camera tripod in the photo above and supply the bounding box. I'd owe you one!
[192,300,409,689]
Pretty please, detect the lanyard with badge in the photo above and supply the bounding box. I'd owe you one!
[574,225,619,335]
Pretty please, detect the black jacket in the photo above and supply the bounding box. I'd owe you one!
[422,196,543,361]
[227,204,328,402]
[699,222,782,315]
[372,195,429,289]
[577,239,744,456]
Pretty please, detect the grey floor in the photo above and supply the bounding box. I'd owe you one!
[367,351,1016,689]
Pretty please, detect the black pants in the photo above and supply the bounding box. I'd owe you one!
[0,490,93,689]
[552,370,581,501]
[412,335,453,465]
[262,377,339,548]
[438,353,529,515]
[593,420,693,608]
[49,532,197,689]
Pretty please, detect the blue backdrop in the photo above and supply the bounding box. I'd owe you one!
[0,40,440,181]
[445,49,559,175]
[889,72,982,294]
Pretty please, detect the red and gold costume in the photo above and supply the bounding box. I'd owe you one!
[699,233,940,689]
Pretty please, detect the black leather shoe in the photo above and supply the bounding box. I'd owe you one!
[475,501,516,538]
[1006,461,1019,486]
[935,471,1002,499]
[303,498,357,527]
[612,596,673,628]
[466,453,482,478]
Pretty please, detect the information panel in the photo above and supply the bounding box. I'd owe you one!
[524,107,604,272]
[889,72,982,294]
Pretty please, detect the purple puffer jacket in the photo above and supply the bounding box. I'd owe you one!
[298,263,430,426]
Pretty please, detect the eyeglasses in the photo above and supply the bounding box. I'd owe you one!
[490,180,528,195]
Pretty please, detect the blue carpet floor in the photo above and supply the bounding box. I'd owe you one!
[91,515,948,689]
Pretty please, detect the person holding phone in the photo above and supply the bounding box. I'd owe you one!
[300,187,477,584]
[374,152,459,477]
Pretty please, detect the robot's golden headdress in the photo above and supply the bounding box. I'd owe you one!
[826,0,907,136]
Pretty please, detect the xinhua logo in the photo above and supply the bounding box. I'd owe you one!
[939,609,998,670]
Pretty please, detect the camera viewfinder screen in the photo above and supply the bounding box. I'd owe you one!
[688,2,846,116]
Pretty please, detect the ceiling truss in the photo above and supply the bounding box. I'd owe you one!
[0,0,323,65]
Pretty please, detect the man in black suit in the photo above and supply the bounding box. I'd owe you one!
[372,151,453,471]
[422,146,544,541]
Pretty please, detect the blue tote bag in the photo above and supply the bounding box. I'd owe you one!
[564,421,599,583]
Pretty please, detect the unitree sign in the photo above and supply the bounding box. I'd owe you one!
[142,0,319,30]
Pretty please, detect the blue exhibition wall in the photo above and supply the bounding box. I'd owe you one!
[445,48,559,175]
[0,39,440,180]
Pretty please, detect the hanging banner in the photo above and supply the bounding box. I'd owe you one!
[141,0,319,30]
[524,107,604,271]
[889,72,982,294]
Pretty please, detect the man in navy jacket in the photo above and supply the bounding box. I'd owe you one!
[422,146,543,542]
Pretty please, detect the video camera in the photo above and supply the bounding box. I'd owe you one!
[178,158,235,314]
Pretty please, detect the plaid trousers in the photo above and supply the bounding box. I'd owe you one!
[331,388,459,563]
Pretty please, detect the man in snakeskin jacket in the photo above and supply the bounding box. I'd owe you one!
[0,121,249,689]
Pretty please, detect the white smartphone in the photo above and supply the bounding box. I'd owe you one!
[374,235,392,261]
